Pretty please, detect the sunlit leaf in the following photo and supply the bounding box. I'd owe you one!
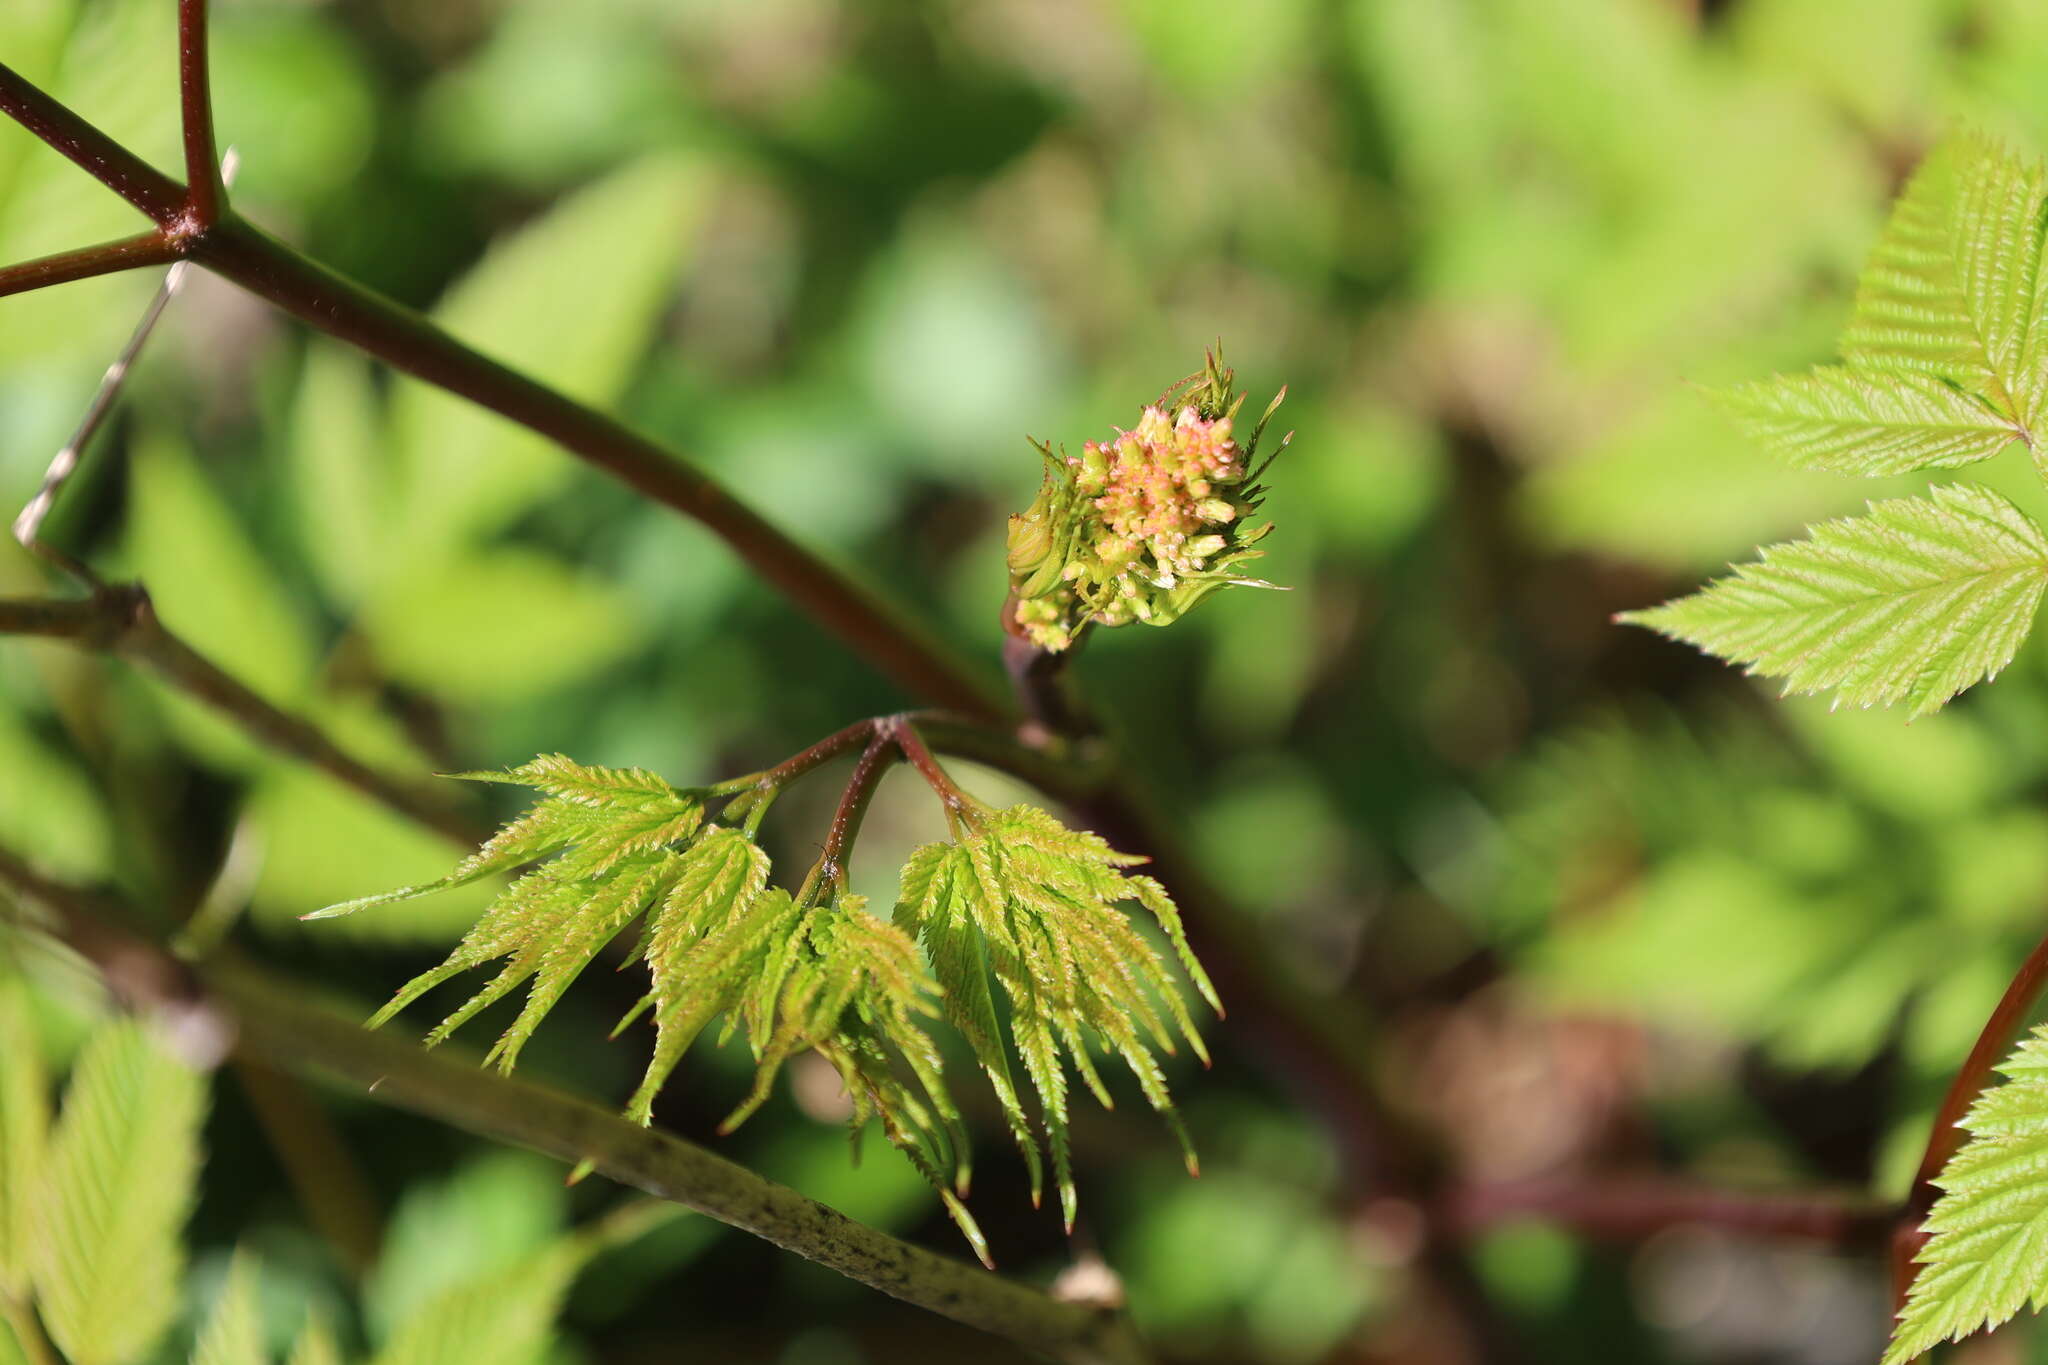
[1711,367,2023,477]
[1621,483,2048,716]
[1842,132,2048,432]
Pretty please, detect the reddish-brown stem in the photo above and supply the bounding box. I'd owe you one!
[1891,918,2048,1305]
[0,61,185,225]
[1447,1178,1892,1250]
[911,711,1098,799]
[748,718,885,791]
[176,0,223,227]
[811,732,900,899]
[895,718,971,813]
[0,585,479,846]
[0,231,176,299]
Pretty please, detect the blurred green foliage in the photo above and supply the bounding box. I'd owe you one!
[13,0,2048,1359]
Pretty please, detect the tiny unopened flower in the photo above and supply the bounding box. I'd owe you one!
[1004,350,1288,652]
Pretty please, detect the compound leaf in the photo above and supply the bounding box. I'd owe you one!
[1620,483,2048,717]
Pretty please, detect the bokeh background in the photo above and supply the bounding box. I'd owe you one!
[10,0,2048,1360]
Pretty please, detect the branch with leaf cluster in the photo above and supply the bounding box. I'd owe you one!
[306,718,1221,1266]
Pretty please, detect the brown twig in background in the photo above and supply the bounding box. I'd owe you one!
[1448,1177,1893,1250]
[0,585,478,846]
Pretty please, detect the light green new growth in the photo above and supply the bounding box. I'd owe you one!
[1888,1024,2048,1362]
[191,1256,267,1365]
[309,754,711,1073]
[895,803,1221,1231]
[314,758,993,1260]
[31,1017,205,1365]
[320,749,1220,1258]
[1629,132,2048,716]
[1620,483,2048,717]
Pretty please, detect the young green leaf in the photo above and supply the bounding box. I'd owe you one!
[619,829,775,1124]
[1709,368,2023,476]
[372,857,676,1071]
[284,1315,343,1365]
[896,843,1042,1202]
[32,1017,205,1365]
[312,759,716,1069]
[896,804,1220,1230]
[0,974,48,1299]
[191,1254,268,1365]
[1889,1024,2048,1362]
[736,895,988,1265]
[1842,132,2048,435]
[1619,483,2048,717]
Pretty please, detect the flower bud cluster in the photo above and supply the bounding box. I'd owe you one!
[1007,354,1286,652]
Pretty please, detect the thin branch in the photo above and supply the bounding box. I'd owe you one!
[0,60,186,225]
[0,231,176,301]
[0,585,479,846]
[1446,1178,1892,1250]
[912,710,1103,798]
[14,248,202,567]
[1892,917,2048,1304]
[809,730,899,900]
[0,852,1151,1365]
[895,717,971,814]
[176,0,224,228]
[231,1055,384,1277]
[723,717,885,794]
